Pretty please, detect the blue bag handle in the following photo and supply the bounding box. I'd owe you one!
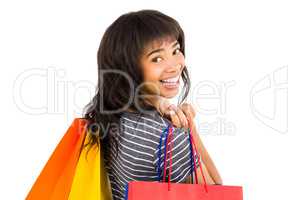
[156,125,196,183]
[156,124,170,181]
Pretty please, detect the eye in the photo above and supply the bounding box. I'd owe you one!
[152,57,163,63]
[173,48,181,55]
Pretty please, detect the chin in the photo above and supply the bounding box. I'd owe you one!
[161,90,179,98]
[159,80,180,99]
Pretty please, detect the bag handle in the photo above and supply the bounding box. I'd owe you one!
[162,125,173,191]
[189,127,208,192]
[156,125,170,181]
[157,124,208,192]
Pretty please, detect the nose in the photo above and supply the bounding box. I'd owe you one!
[165,59,182,74]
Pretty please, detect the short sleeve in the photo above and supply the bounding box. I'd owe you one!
[153,126,202,183]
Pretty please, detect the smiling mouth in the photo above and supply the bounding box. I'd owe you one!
[159,75,180,83]
[159,75,180,89]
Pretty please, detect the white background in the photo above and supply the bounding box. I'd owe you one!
[0,0,299,199]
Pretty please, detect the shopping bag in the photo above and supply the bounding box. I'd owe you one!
[100,146,113,200]
[26,118,87,200]
[125,124,243,200]
[26,118,113,200]
[68,124,112,200]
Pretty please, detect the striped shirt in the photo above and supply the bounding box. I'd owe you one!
[105,110,200,200]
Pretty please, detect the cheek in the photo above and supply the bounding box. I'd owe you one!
[143,64,164,82]
[141,64,164,95]
[177,54,185,66]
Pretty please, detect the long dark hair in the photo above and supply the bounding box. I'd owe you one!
[82,9,191,166]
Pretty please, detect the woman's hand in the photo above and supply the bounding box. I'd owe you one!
[169,103,196,129]
[158,100,196,130]
[157,98,223,185]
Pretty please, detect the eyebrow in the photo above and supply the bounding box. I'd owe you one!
[146,41,180,58]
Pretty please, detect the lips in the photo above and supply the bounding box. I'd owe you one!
[159,75,180,83]
[159,75,180,89]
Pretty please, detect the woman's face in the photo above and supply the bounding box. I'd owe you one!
[140,37,185,99]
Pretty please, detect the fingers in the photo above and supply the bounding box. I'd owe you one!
[168,105,189,130]
[175,106,189,130]
[180,103,196,126]
[158,99,172,115]
[169,110,181,128]
[157,101,196,130]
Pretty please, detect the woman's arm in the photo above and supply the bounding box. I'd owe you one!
[152,99,223,185]
[184,161,215,184]
[172,103,223,185]
[189,119,223,185]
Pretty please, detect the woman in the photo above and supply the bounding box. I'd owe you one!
[83,9,222,200]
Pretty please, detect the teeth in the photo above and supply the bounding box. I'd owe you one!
[161,76,180,83]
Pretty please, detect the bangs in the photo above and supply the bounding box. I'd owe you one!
[132,10,184,57]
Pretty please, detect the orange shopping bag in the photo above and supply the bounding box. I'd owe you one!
[26,118,87,200]
[68,125,112,200]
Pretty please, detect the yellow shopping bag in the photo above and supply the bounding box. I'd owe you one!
[26,118,112,200]
[68,124,112,200]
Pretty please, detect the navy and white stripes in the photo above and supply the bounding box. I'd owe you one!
[105,110,200,200]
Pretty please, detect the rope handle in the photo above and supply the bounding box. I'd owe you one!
[162,125,173,190]
[189,128,208,192]
[157,124,208,192]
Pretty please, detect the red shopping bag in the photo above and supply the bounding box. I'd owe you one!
[125,124,243,200]
[26,118,87,200]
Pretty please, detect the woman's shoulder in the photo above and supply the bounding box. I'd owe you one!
[119,109,187,142]
[120,109,169,129]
